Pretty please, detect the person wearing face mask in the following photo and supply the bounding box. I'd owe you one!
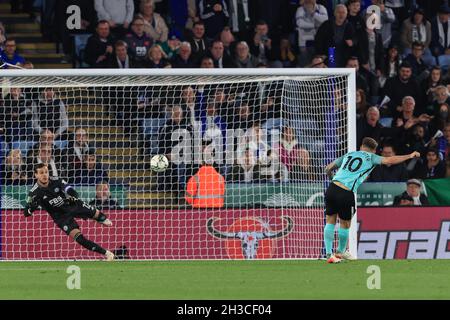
[412,147,446,179]
[402,123,427,156]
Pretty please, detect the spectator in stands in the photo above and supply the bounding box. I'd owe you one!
[144,44,171,68]
[429,119,450,160]
[188,21,210,64]
[393,96,432,141]
[157,105,191,192]
[431,4,450,71]
[89,181,121,210]
[401,8,433,63]
[295,0,328,67]
[276,126,310,174]
[108,40,137,68]
[137,0,169,43]
[421,66,445,108]
[31,88,69,141]
[198,0,230,39]
[382,62,423,117]
[228,101,254,130]
[0,87,32,145]
[62,127,94,174]
[412,147,446,179]
[233,41,258,68]
[0,39,25,68]
[94,0,134,39]
[170,42,196,68]
[84,20,115,68]
[402,123,427,156]
[364,0,396,48]
[72,148,109,185]
[250,20,278,67]
[315,4,355,67]
[356,88,370,120]
[227,0,251,38]
[159,31,182,60]
[199,98,227,144]
[200,56,214,68]
[346,0,366,57]
[356,107,385,147]
[379,44,401,88]
[179,85,197,120]
[432,85,450,108]
[359,14,384,77]
[404,42,431,82]
[428,102,450,136]
[26,138,62,179]
[393,179,430,205]
[369,143,409,181]
[219,27,236,59]
[346,56,379,103]
[4,149,27,185]
[228,148,260,182]
[208,40,235,68]
[27,129,61,159]
[124,17,153,65]
[278,37,297,68]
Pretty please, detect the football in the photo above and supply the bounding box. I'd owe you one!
[150,154,169,172]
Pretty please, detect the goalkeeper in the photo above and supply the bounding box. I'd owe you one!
[324,137,420,264]
[24,163,115,261]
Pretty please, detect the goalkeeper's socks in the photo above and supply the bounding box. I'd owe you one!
[324,223,335,256]
[337,227,350,253]
[74,233,107,255]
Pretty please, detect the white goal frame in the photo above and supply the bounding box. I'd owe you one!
[0,68,356,260]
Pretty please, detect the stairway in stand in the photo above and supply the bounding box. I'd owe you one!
[0,1,71,68]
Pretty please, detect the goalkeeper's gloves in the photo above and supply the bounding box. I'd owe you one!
[23,205,34,217]
[66,195,82,205]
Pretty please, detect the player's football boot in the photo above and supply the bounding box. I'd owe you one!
[326,254,342,264]
[335,251,356,261]
[105,250,115,261]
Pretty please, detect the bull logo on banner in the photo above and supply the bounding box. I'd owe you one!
[207,216,294,259]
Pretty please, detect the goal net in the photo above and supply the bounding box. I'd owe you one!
[0,69,356,260]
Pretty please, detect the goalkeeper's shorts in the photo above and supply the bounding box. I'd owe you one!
[54,203,97,235]
[324,182,355,221]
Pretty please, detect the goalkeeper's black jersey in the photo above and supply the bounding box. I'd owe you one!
[27,177,75,219]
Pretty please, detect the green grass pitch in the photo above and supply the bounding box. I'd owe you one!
[0,260,449,299]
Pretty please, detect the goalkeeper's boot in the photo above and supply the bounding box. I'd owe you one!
[326,254,342,264]
[335,250,356,261]
[105,250,115,261]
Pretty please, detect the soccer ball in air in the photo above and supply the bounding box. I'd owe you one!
[150,155,169,172]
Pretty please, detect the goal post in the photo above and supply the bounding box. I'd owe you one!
[0,68,356,260]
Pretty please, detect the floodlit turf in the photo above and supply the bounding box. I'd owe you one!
[0,260,449,299]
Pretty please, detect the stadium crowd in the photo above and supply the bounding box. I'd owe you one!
[1,0,450,204]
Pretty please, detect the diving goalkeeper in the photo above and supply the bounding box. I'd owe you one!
[24,163,115,261]
[324,137,420,264]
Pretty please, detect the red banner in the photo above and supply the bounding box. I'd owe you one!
[1,209,324,260]
[357,207,450,259]
[3,207,449,260]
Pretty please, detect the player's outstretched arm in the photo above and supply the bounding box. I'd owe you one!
[381,151,420,166]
